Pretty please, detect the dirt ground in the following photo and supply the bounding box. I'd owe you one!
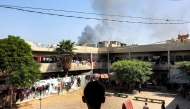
[17,88,84,109]
[7,87,190,109]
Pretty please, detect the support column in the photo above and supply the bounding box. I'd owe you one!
[91,53,93,74]
[168,50,170,71]
[128,47,131,60]
[128,52,131,60]
[108,53,110,74]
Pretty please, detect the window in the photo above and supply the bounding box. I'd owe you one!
[137,56,142,60]
[0,80,5,85]
[161,56,167,61]
[73,57,77,60]
[176,56,183,62]
[184,55,190,61]
[78,57,82,62]
[144,56,148,61]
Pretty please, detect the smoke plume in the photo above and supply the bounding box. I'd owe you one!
[77,0,190,45]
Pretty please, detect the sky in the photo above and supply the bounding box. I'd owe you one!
[0,0,190,45]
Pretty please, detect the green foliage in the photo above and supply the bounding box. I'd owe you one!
[110,60,153,82]
[7,58,41,87]
[130,44,138,46]
[174,61,190,75]
[56,39,76,55]
[56,39,76,76]
[0,35,41,87]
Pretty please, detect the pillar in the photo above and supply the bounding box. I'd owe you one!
[128,47,131,60]
[128,52,131,60]
[168,50,170,70]
[91,53,93,74]
[108,53,110,74]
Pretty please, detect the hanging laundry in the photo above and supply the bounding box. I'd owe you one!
[49,58,53,63]
[46,58,49,63]
[41,57,43,62]
[43,57,46,62]
[93,62,97,66]
[37,56,41,61]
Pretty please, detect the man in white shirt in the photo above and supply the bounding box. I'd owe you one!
[143,103,149,109]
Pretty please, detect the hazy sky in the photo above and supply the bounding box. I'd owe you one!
[0,0,190,45]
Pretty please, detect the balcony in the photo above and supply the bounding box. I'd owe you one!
[150,62,177,70]
[40,62,112,73]
[93,62,111,69]
[150,62,168,70]
[40,62,93,73]
[107,62,175,71]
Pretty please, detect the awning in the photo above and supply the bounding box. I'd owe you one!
[104,74,109,78]
[101,74,104,78]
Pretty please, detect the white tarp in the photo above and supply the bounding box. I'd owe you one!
[82,71,93,75]
[62,77,71,83]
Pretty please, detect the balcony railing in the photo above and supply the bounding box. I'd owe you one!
[41,61,176,73]
[40,62,112,73]
[150,62,177,70]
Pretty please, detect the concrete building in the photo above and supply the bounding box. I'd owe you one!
[0,34,190,84]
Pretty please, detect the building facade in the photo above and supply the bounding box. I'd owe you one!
[0,34,190,84]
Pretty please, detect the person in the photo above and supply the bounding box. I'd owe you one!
[82,81,105,109]
[143,103,149,109]
[180,85,183,94]
[139,83,141,93]
[77,77,81,87]
[119,84,123,93]
[175,104,180,109]
[105,79,109,90]
[182,88,186,99]
[161,101,165,109]
[57,83,60,95]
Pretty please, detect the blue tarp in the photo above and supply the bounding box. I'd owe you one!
[168,69,190,84]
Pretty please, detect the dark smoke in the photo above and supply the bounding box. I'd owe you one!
[77,0,130,44]
[77,0,190,45]
[78,25,96,44]
[77,24,108,44]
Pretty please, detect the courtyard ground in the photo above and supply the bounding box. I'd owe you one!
[4,88,190,109]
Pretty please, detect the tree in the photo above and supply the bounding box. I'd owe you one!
[110,60,153,82]
[174,61,190,75]
[56,39,76,77]
[0,35,41,107]
[0,35,41,86]
[130,44,138,46]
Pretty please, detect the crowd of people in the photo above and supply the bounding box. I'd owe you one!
[0,76,83,108]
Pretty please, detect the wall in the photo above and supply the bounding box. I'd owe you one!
[24,41,190,72]
[99,42,190,53]
[27,41,99,54]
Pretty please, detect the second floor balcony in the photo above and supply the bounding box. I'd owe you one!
[40,62,112,73]
[40,62,91,73]
[40,61,177,73]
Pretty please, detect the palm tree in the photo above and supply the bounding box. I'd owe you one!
[56,39,76,77]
